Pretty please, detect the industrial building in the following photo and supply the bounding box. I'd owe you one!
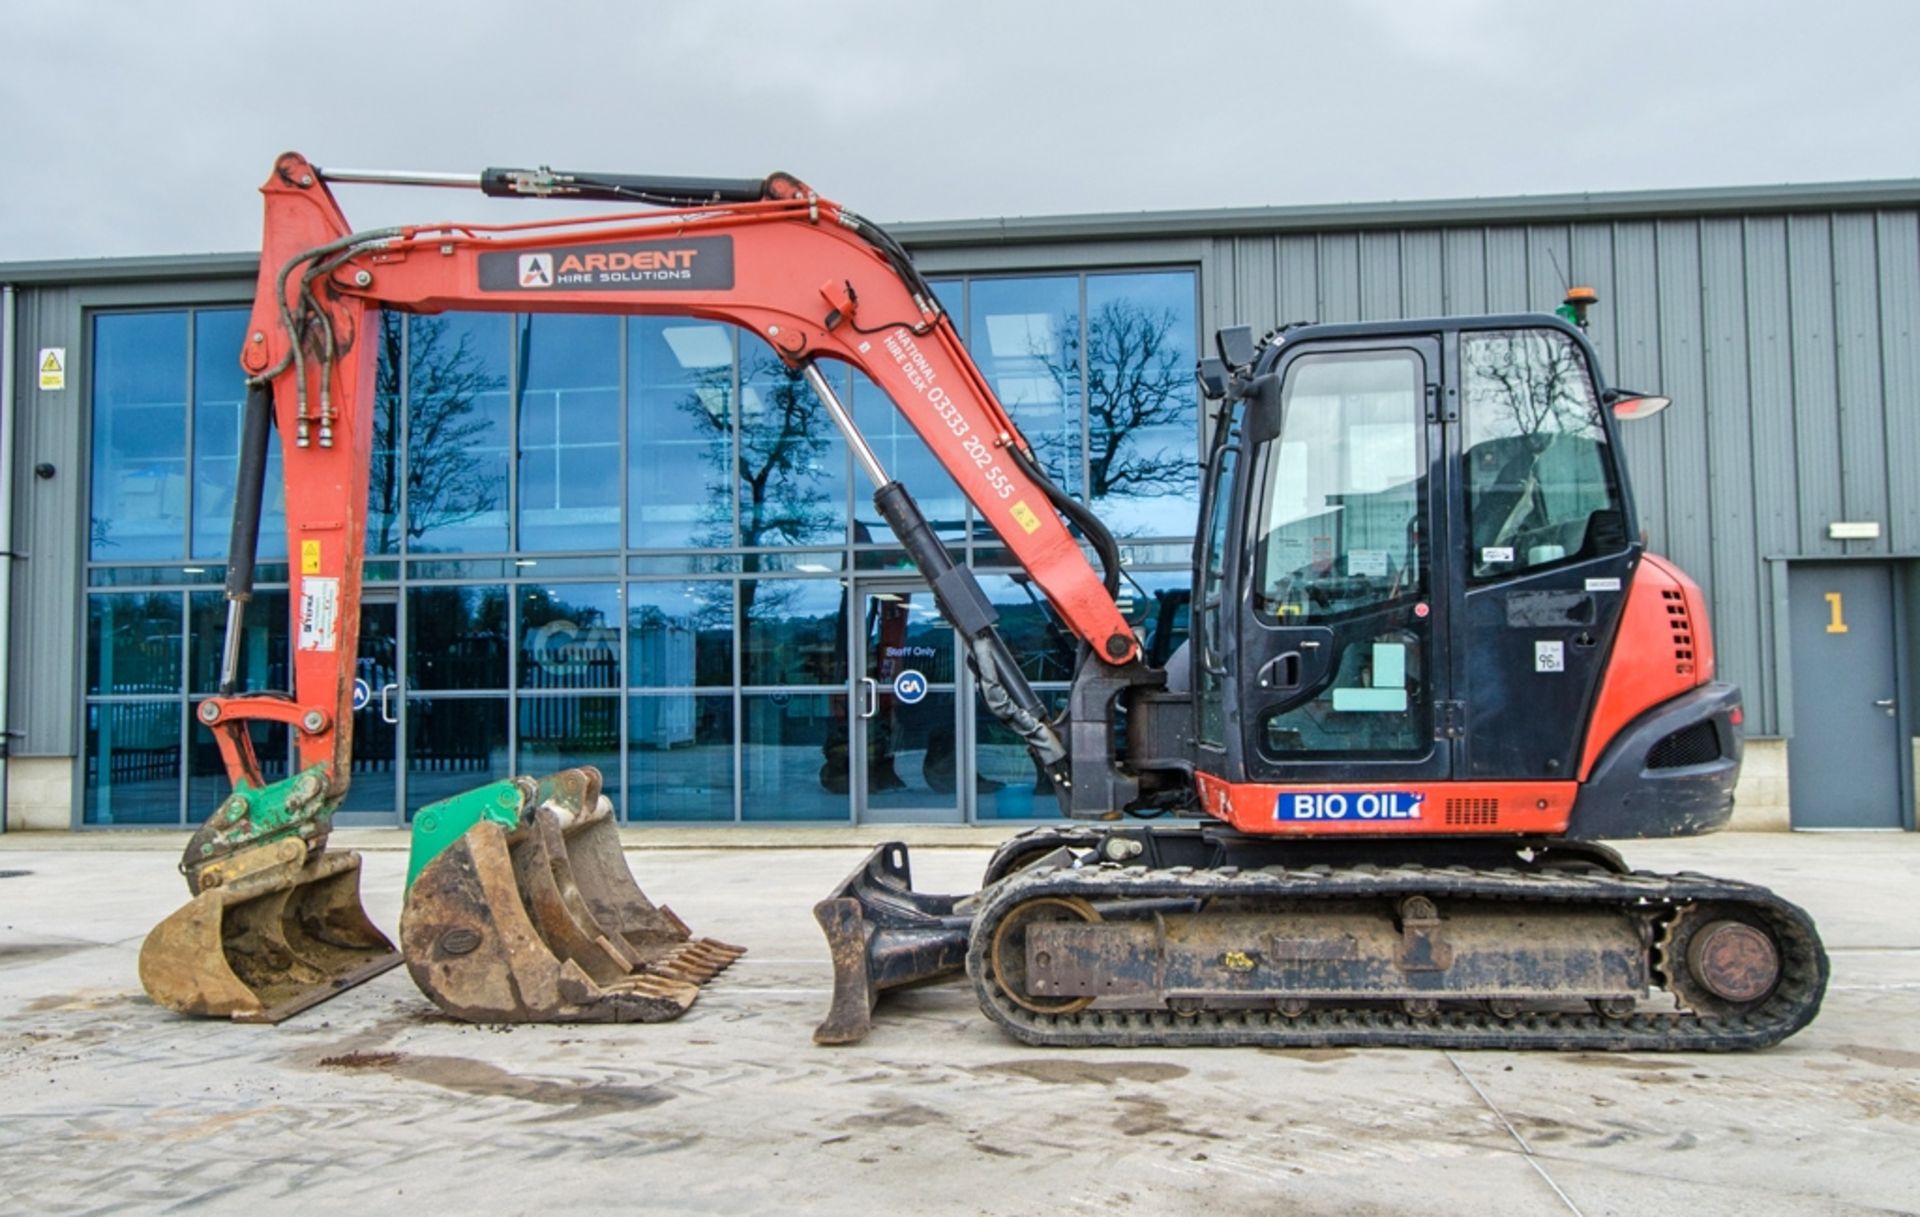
[2,179,1915,831]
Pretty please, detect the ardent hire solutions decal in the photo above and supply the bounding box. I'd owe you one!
[478,236,735,292]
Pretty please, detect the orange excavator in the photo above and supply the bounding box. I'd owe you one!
[139,153,1825,1047]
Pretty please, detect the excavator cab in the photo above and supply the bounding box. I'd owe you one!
[1200,316,1739,837]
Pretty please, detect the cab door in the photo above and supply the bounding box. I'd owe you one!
[1238,339,1451,785]
[1449,327,1638,780]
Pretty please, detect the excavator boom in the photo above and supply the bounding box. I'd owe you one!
[143,152,1148,1024]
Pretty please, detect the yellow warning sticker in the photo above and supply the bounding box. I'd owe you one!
[38,348,65,391]
[1010,501,1042,534]
[301,540,322,575]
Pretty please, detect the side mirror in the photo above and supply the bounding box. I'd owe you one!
[1606,389,1671,421]
[1215,326,1256,370]
[1196,357,1230,401]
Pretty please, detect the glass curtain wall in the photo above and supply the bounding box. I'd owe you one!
[82,267,1199,825]
[85,308,293,824]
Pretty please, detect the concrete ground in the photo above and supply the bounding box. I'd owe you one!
[1,830,1916,1217]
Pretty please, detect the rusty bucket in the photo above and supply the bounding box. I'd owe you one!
[814,842,973,1044]
[138,837,402,1023]
[400,767,743,1023]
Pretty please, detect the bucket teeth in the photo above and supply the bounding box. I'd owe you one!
[400,766,743,1023]
[139,840,402,1023]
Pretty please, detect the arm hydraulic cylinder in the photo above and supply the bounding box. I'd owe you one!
[217,382,275,695]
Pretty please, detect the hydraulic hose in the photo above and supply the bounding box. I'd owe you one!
[1002,440,1123,599]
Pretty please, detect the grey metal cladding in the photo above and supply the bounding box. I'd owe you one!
[1788,213,1844,559]
[1485,227,1529,313]
[1745,217,1801,559]
[1655,219,1711,596]
[1832,212,1889,548]
[1319,233,1361,322]
[1611,222,1667,552]
[1443,228,1487,316]
[1275,234,1317,325]
[1880,212,1920,553]
[887,179,1920,247]
[1401,231,1443,318]
[10,285,83,757]
[1359,231,1400,321]
[1699,218,1766,730]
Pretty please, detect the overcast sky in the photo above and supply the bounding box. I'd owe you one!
[2,0,1916,263]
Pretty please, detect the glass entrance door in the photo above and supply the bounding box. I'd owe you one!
[853,580,964,823]
[335,592,401,825]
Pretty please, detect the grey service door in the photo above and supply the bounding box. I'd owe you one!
[1787,563,1904,829]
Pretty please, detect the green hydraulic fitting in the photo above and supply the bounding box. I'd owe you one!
[179,761,337,888]
[405,780,529,891]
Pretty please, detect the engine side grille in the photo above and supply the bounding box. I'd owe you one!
[1647,721,1722,769]
[1661,587,1696,676]
[1444,798,1500,826]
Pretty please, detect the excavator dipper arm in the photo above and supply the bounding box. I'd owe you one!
[146,152,1149,1027]
[205,152,1138,821]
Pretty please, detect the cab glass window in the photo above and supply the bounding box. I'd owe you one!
[1252,350,1432,760]
[1254,351,1426,623]
[1197,445,1237,747]
[1462,329,1625,580]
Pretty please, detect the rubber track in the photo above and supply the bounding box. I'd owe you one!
[965,859,1828,1050]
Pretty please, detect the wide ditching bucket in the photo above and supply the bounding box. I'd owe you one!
[401,766,743,1023]
[139,836,402,1023]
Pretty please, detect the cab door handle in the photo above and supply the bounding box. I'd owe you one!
[1258,653,1302,690]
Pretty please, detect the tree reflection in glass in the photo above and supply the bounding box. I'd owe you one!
[670,338,848,643]
[387,313,511,554]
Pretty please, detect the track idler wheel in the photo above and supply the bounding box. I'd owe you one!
[987,895,1101,1016]
[1661,904,1784,1017]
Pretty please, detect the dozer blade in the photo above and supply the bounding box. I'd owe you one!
[814,842,972,1045]
[139,836,402,1023]
[400,766,743,1023]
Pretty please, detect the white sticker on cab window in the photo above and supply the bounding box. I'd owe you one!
[1482,546,1515,564]
[1585,577,1622,592]
[1347,549,1389,577]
